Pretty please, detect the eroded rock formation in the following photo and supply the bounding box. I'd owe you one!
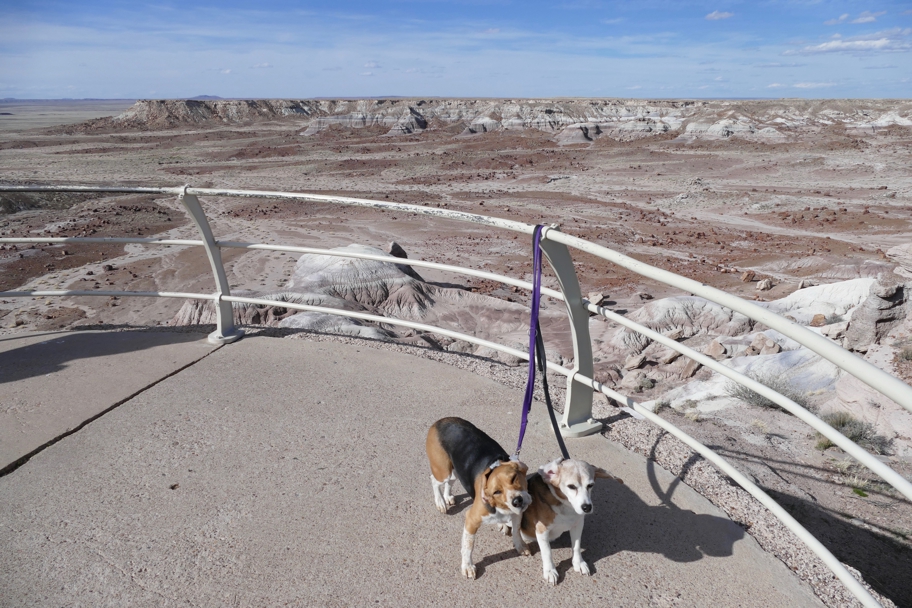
[74,98,912,144]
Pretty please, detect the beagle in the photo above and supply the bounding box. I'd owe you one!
[512,458,623,585]
[426,417,532,579]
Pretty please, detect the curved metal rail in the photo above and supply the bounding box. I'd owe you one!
[2,183,909,607]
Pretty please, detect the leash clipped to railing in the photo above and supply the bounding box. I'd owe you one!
[514,225,571,461]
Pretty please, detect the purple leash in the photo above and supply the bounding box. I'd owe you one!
[514,226,570,460]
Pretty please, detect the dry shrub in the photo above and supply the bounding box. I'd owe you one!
[724,372,810,413]
[815,411,892,455]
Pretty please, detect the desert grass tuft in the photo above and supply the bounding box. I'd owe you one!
[815,411,892,455]
[724,372,810,413]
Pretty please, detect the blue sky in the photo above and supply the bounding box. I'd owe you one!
[1,1,910,99]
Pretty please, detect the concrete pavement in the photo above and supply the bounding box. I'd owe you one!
[0,329,218,473]
[0,334,824,607]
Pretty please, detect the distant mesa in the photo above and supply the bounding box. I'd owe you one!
[59,97,912,142]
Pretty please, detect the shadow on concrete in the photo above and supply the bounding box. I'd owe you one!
[469,479,746,582]
[0,328,208,385]
[443,433,745,581]
[583,473,745,565]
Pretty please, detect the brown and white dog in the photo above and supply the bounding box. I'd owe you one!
[426,417,531,579]
[509,457,623,585]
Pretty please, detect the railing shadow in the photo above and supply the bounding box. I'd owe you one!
[0,327,210,385]
[578,471,746,570]
[766,488,912,606]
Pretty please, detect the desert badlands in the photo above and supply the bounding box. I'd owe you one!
[1,97,912,605]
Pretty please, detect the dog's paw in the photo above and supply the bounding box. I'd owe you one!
[445,495,456,507]
[498,523,512,536]
[516,543,531,557]
[543,567,559,586]
[573,560,591,576]
[434,499,447,514]
[461,563,477,580]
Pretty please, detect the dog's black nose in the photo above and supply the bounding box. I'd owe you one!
[512,496,524,508]
[581,503,592,513]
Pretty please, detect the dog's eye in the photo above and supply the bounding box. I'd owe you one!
[567,484,577,490]
[587,483,594,489]
[494,490,502,495]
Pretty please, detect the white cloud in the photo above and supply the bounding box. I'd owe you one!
[852,11,886,24]
[220,69,231,74]
[768,82,835,89]
[626,85,641,89]
[787,29,912,54]
[824,14,849,25]
[756,62,804,68]
[364,61,381,68]
[705,11,733,21]
[360,71,373,76]
[482,28,500,34]
[601,18,624,24]
[251,62,272,69]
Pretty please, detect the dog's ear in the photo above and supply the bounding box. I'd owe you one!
[539,458,564,485]
[594,467,624,484]
[514,460,529,474]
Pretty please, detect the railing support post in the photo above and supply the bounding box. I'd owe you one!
[179,187,244,345]
[540,227,602,438]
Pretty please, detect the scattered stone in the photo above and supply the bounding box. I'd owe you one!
[102,264,114,272]
[741,271,755,282]
[619,369,651,393]
[809,313,827,327]
[759,342,781,355]
[679,358,702,379]
[704,340,727,360]
[624,353,647,370]
[797,279,818,289]
[636,292,654,301]
[663,328,685,341]
[660,348,682,364]
[447,340,475,354]
[750,333,771,351]
[756,278,773,291]
[821,322,848,340]
[587,292,608,307]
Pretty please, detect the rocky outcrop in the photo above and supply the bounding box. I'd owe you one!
[843,277,912,352]
[171,243,571,356]
[70,98,912,141]
[601,295,754,354]
[886,243,912,279]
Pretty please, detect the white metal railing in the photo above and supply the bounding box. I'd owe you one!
[2,184,910,608]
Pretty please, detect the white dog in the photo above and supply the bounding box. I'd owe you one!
[505,458,623,585]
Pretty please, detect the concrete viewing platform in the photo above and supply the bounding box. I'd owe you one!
[0,331,824,606]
